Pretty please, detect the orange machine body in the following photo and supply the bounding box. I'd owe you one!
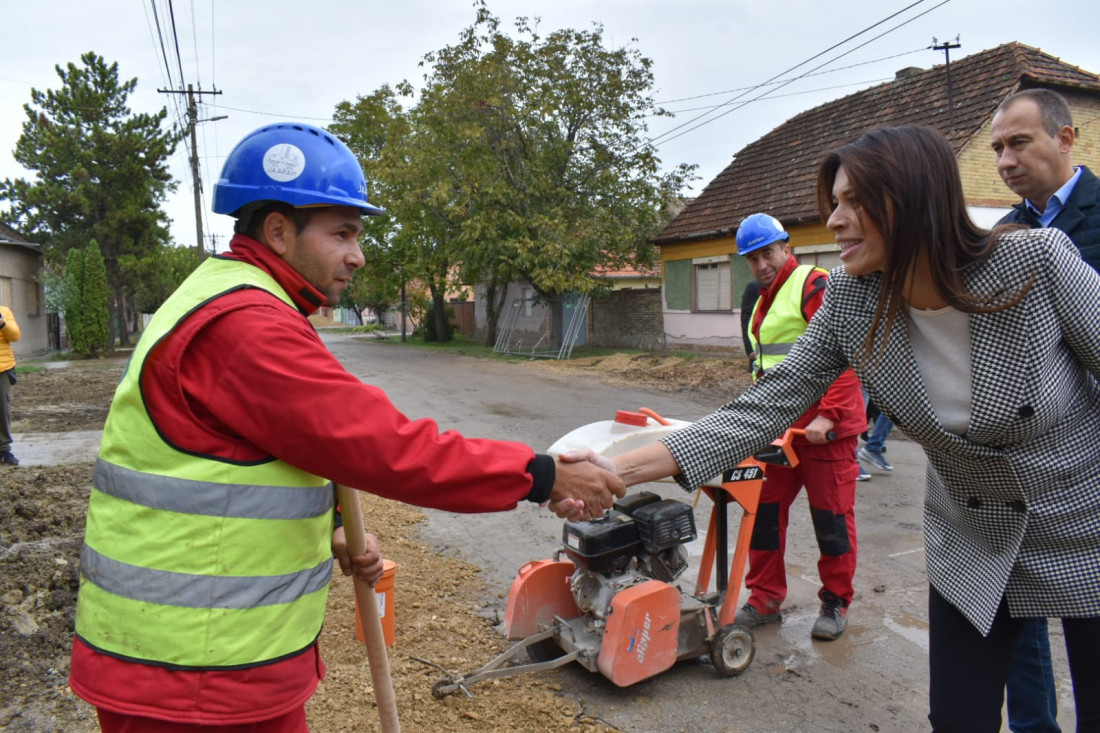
[597,580,682,686]
[503,559,580,640]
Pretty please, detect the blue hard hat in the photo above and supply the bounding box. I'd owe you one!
[212,122,383,217]
[736,213,789,256]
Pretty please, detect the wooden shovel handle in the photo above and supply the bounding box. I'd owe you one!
[335,484,401,733]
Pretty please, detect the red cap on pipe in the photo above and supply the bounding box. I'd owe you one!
[614,410,649,426]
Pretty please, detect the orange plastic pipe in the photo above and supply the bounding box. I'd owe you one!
[637,407,672,425]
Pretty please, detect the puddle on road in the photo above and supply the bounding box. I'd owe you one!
[883,611,930,652]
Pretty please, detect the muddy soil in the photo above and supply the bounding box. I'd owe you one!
[0,353,754,733]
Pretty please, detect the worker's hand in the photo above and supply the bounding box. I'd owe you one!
[544,449,619,520]
[541,497,589,522]
[558,448,616,473]
[803,415,836,444]
[332,527,384,587]
[547,455,625,521]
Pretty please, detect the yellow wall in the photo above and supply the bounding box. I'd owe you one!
[658,236,736,265]
[657,223,835,265]
[788,221,833,248]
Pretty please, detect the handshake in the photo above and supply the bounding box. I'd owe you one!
[542,449,623,522]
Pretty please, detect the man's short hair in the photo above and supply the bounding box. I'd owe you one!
[237,202,323,238]
[997,89,1074,137]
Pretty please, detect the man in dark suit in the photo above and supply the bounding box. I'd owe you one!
[991,87,1097,733]
[992,88,1100,270]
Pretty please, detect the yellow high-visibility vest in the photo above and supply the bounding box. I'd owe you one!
[748,265,826,380]
[76,257,334,668]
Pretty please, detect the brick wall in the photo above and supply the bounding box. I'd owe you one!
[958,116,1016,206]
[588,288,665,350]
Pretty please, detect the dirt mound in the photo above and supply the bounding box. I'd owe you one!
[0,464,95,732]
[14,363,125,433]
[533,352,753,398]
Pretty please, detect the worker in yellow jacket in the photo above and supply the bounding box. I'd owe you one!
[0,305,19,466]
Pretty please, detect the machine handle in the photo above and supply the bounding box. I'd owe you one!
[751,427,835,466]
[786,428,837,442]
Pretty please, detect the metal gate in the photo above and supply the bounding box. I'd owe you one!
[493,293,589,360]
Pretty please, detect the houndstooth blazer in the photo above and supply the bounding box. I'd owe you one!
[663,227,1100,634]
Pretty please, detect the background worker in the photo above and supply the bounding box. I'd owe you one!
[69,121,624,733]
[731,213,865,641]
[990,87,1099,733]
[0,305,19,466]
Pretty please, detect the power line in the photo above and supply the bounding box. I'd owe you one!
[166,0,187,94]
[655,47,927,105]
[148,0,177,91]
[647,0,950,149]
[145,0,191,188]
[662,77,894,115]
[209,103,335,123]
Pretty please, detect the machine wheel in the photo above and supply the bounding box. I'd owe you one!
[431,678,452,700]
[710,624,755,677]
[525,637,566,663]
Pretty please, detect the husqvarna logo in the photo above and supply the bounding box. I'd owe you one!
[263,144,306,182]
[627,613,653,664]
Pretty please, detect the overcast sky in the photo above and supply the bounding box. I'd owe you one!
[2,0,1098,252]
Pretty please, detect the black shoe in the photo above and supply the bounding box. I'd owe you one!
[733,603,782,626]
[811,592,848,640]
[0,451,19,466]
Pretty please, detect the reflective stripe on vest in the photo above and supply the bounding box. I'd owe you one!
[749,265,824,380]
[76,256,335,669]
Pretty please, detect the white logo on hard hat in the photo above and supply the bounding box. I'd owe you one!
[263,144,306,182]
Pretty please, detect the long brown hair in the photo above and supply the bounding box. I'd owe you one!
[815,125,1031,367]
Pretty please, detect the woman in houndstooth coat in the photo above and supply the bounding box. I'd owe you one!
[605,125,1100,731]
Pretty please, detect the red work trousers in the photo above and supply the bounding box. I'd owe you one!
[743,435,859,611]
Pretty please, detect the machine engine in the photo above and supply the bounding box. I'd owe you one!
[562,492,697,618]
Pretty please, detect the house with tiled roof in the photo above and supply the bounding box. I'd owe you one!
[656,42,1100,352]
[0,221,49,355]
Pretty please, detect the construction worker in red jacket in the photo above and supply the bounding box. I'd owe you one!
[69,122,624,732]
[733,213,866,640]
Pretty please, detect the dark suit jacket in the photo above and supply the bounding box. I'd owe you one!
[663,228,1100,634]
[999,165,1100,271]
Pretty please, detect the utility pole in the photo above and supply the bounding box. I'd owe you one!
[159,85,224,259]
[932,37,962,130]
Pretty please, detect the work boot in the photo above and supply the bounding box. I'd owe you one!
[734,603,781,627]
[0,451,18,466]
[811,592,848,640]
